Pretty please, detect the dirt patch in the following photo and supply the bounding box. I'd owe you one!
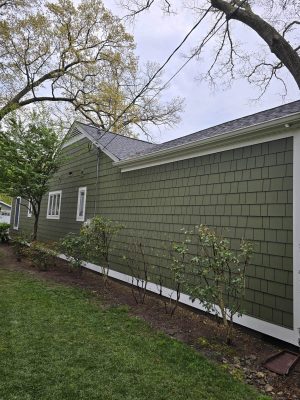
[1,243,299,400]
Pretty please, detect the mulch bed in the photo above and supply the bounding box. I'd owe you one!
[1,243,300,400]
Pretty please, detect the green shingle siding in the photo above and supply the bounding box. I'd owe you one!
[13,136,294,329]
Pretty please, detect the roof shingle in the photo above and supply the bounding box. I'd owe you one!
[76,100,300,161]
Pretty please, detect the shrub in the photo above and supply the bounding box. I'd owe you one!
[0,223,10,243]
[12,235,28,261]
[123,241,150,304]
[58,233,87,274]
[173,225,253,344]
[168,235,190,315]
[25,242,57,271]
[81,216,124,284]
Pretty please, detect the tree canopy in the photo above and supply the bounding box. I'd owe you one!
[0,112,63,239]
[120,0,300,96]
[0,0,183,136]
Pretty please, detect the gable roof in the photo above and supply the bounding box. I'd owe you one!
[0,200,11,209]
[69,100,300,169]
[72,122,155,161]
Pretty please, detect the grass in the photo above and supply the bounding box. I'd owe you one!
[0,268,269,400]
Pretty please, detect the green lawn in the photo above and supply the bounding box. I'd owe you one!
[0,268,268,400]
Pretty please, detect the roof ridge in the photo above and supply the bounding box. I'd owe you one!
[158,100,300,147]
[75,121,154,145]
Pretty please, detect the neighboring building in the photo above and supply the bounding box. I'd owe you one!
[11,100,300,346]
[0,200,11,224]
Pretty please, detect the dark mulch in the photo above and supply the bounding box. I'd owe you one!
[1,243,299,400]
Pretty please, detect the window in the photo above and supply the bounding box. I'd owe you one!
[76,187,87,222]
[27,200,32,217]
[13,196,21,229]
[47,191,62,219]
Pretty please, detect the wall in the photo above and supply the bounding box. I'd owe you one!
[12,135,294,329]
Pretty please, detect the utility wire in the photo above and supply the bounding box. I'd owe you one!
[99,0,247,154]
[97,5,213,155]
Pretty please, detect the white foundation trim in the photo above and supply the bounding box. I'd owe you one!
[57,253,298,346]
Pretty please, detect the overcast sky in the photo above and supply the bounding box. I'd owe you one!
[104,1,299,143]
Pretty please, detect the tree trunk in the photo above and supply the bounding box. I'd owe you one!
[211,0,300,89]
[32,203,40,241]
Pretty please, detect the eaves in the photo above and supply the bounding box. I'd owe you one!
[114,112,300,173]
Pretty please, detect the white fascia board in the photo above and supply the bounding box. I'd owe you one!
[57,252,298,346]
[74,123,119,162]
[0,201,11,208]
[115,113,300,172]
[62,132,86,148]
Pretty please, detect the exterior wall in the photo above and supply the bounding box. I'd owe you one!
[0,203,11,213]
[12,135,294,329]
[0,203,11,224]
[11,137,99,240]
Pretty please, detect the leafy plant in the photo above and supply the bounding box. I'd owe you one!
[81,216,123,285]
[168,233,190,316]
[173,225,253,344]
[12,235,29,261]
[123,240,150,304]
[24,242,57,271]
[0,223,10,243]
[58,233,87,274]
[0,112,64,240]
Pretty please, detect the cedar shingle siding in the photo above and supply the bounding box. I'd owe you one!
[13,134,293,329]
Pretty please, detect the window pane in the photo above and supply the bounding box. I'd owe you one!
[49,196,53,215]
[79,191,84,216]
[56,194,60,216]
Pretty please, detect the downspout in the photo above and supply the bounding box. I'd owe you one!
[93,149,101,217]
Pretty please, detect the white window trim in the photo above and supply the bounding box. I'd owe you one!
[13,196,21,230]
[47,190,62,220]
[27,200,32,217]
[76,187,87,222]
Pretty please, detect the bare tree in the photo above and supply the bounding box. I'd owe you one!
[0,0,183,136]
[120,0,300,95]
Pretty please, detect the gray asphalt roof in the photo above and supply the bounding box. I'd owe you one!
[76,122,155,160]
[77,100,300,161]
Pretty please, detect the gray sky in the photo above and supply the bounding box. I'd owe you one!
[104,0,299,143]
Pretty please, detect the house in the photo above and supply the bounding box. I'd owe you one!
[11,100,300,346]
[0,200,11,224]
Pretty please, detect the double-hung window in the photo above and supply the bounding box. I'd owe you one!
[13,196,21,229]
[47,191,62,219]
[76,187,87,222]
[27,200,32,217]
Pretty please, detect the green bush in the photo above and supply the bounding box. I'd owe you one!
[58,233,87,273]
[123,241,150,304]
[24,242,57,271]
[173,225,253,344]
[12,236,28,261]
[0,223,10,243]
[81,216,124,283]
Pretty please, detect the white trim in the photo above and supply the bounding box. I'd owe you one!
[27,200,32,217]
[116,120,300,172]
[62,133,86,149]
[13,196,21,230]
[72,123,120,162]
[293,133,300,347]
[46,190,62,220]
[0,200,11,209]
[57,253,298,346]
[76,187,87,222]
